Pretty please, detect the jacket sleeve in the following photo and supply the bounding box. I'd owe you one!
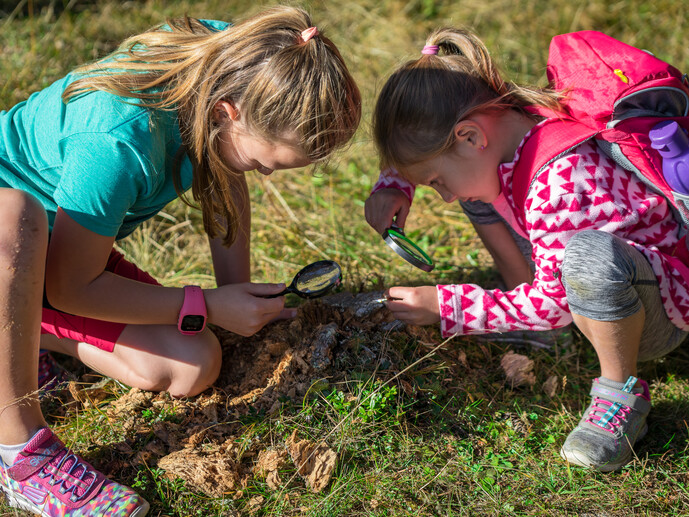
[434,150,615,337]
[436,214,573,336]
[436,277,572,337]
[370,167,416,205]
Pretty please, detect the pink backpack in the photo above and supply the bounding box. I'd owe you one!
[510,31,689,240]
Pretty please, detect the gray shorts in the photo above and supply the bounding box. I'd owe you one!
[460,201,687,361]
[561,230,687,361]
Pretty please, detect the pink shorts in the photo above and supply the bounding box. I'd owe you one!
[40,250,161,352]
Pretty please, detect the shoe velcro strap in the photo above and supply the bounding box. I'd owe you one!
[8,435,63,481]
[590,384,651,414]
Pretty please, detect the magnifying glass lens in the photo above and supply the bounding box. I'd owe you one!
[261,260,342,299]
[391,235,424,259]
[292,260,342,298]
[295,262,341,294]
[383,228,434,272]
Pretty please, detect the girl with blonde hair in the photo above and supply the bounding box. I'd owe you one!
[0,6,360,515]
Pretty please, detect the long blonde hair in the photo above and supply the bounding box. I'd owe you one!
[63,6,361,245]
[373,27,560,170]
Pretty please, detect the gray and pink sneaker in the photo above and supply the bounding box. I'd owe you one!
[560,376,651,472]
[0,428,148,516]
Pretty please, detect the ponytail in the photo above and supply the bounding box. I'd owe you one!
[373,27,560,169]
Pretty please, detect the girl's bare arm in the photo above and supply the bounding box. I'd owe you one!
[210,174,251,286]
[45,207,286,335]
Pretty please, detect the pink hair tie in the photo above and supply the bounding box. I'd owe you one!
[301,26,319,43]
[422,45,439,55]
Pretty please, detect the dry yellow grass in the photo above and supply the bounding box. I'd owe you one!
[3,1,689,515]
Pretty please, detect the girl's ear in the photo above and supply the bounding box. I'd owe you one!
[453,120,487,151]
[213,100,240,123]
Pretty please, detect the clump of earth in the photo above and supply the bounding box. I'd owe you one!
[54,292,417,497]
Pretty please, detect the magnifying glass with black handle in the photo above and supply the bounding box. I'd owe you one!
[261,260,342,299]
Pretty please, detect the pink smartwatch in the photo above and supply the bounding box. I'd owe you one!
[177,285,207,335]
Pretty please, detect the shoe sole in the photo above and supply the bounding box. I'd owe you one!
[1,483,49,516]
[560,424,648,472]
[1,482,150,516]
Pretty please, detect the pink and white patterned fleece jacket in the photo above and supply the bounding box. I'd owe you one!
[371,131,689,338]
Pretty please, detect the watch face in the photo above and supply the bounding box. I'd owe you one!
[180,315,205,332]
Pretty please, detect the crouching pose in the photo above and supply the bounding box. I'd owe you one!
[0,7,360,515]
[365,27,688,472]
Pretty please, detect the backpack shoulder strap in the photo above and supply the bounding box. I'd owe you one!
[510,114,597,226]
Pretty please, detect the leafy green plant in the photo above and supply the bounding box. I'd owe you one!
[140,406,179,424]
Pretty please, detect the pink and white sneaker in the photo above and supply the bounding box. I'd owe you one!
[0,428,148,516]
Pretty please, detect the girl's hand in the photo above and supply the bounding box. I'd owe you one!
[384,286,440,326]
[206,283,297,337]
[364,188,411,234]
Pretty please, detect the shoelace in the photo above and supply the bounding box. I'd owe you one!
[586,376,637,433]
[587,398,633,433]
[38,447,96,503]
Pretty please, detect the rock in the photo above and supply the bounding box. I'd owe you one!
[310,323,338,371]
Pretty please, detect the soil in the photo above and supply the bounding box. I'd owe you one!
[53,291,411,496]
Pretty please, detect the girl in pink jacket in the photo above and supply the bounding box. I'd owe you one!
[365,27,689,472]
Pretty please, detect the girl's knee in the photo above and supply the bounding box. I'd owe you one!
[562,230,653,321]
[562,230,631,295]
[115,325,222,396]
[563,230,615,274]
[0,189,47,225]
[0,190,48,251]
[167,331,222,397]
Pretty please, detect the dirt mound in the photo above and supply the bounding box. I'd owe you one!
[51,290,564,500]
[215,291,399,415]
[64,292,406,496]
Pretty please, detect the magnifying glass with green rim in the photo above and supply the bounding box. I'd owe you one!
[382,225,434,272]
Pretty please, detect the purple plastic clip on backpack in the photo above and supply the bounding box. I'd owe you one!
[649,120,689,195]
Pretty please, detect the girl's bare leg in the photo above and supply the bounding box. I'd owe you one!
[472,221,533,289]
[0,189,49,446]
[558,230,685,470]
[41,324,222,398]
[570,308,645,383]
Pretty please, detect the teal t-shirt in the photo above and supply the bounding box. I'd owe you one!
[0,19,229,240]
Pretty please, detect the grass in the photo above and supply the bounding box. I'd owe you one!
[3,0,689,516]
